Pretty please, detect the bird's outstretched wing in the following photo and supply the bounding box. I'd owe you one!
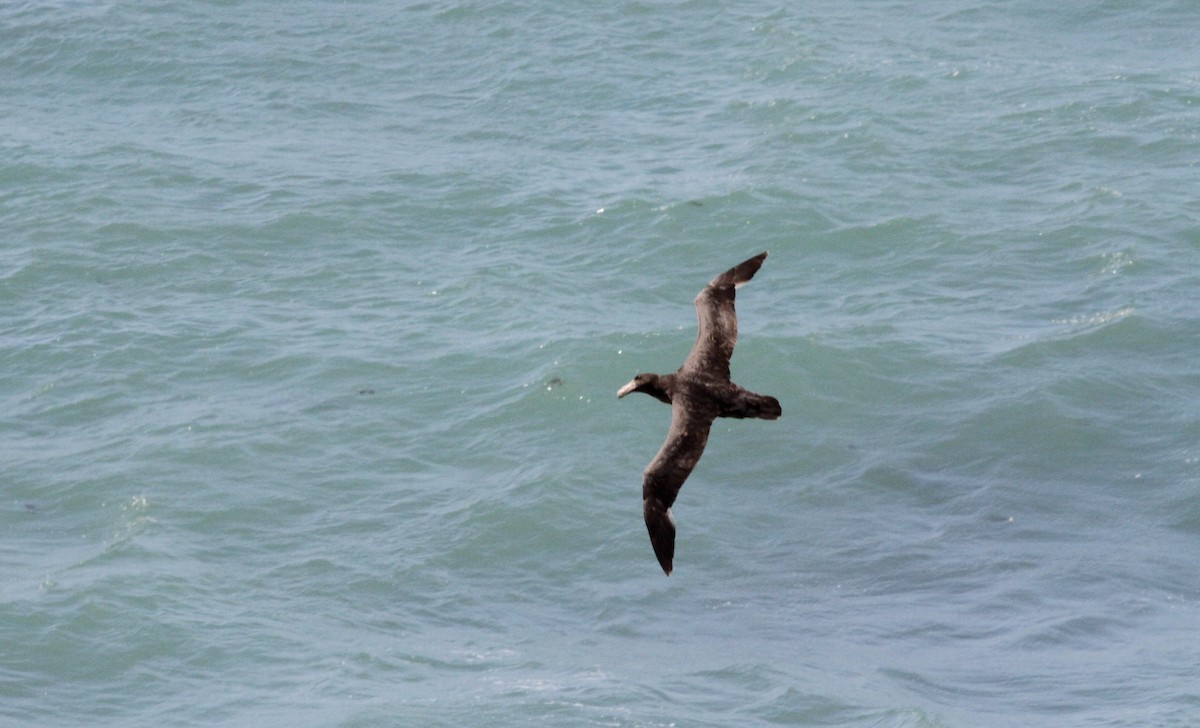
[682,252,768,380]
[642,397,717,575]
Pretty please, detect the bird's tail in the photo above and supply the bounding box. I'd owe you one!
[724,392,782,420]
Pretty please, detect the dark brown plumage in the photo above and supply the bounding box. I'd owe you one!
[617,252,780,575]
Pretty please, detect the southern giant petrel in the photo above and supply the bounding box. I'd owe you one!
[617,252,781,575]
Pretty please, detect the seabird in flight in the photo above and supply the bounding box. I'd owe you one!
[617,251,781,575]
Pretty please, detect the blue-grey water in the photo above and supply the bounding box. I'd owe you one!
[3,2,1199,726]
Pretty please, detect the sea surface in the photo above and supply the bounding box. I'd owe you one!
[3,2,1199,726]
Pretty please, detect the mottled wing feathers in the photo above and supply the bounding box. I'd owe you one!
[683,252,768,379]
[642,398,717,575]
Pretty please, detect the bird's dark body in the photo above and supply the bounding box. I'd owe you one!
[617,252,780,575]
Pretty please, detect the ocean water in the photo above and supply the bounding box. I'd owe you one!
[3,1,1199,725]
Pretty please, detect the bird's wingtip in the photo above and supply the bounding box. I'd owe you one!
[645,501,677,576]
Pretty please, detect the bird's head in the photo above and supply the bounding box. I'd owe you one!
[617,373,672,403]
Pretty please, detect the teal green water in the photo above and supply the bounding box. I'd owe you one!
[3,2,1199,726]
